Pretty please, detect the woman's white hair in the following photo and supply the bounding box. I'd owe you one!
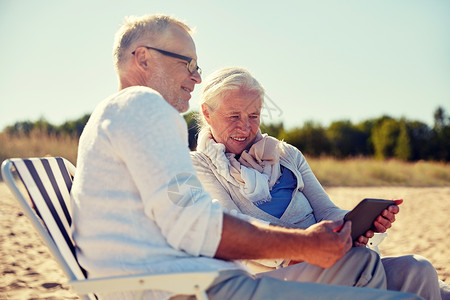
[199,67,265,129]
[112,14,192,73]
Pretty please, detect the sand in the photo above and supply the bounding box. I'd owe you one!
[0,182,448,299]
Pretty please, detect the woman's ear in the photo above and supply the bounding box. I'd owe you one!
[201,103,211,125]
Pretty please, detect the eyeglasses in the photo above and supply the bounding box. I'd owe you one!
[132,46,202,75]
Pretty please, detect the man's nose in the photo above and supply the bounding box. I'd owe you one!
[191,70,202,84]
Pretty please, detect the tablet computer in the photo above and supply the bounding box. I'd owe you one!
[344,198,395,241]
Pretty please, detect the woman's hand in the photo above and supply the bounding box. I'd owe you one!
[354,199,402,247]
[354,230,374,247]
[372,199,402,233]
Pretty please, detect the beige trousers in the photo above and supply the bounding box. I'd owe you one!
[258,247,386,289]
[258,249,444,300]
[382,255,445,300]
[171,268,421,300]
[171,248,422,300]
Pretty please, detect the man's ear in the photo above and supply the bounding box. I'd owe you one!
[133,47,150,70]
[201,103,211,125]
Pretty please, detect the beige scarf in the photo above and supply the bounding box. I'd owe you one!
[197,128,282,203]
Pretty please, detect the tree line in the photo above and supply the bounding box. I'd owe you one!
[4,107,449,162]
[187,107,450,161]
[5,114,91,138]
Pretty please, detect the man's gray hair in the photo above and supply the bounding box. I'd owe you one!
[113,14,192,72]
[199,67,265,129]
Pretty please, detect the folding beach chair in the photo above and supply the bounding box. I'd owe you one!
[1,157,218,300]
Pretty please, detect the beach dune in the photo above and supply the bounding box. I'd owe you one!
[0,182,448,299]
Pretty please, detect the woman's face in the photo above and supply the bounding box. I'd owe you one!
[203,89,262,155]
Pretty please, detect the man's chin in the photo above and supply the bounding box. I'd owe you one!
[166,97,189,113]
[175,103,189,113]
[178,106,189,113]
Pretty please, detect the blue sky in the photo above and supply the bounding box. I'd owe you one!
[1,0,449,131]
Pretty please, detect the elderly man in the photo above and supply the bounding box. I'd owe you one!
[71,14,421,300]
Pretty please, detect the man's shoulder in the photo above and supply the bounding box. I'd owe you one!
[107,86,178,115]
[115,86,164,104]
[92,86,184,132]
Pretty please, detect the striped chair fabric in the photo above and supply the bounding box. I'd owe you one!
[1,157,95,299]
[1,157,217,300]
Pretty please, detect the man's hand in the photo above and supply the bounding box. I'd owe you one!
[354,199,403,247]
[299,220,352,268]
[215,214,352,269]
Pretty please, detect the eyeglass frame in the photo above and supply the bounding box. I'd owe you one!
[131,46,202,75]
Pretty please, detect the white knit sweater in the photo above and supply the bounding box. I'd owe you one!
[71,86,241,300]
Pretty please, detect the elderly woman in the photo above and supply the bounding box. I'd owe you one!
[191,67,448,300]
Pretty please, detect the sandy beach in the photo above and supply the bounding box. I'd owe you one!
[0,182,448,299]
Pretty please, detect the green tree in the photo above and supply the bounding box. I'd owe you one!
[283,121,330,156]
[183,111,200,150]
[260,122,284,140]
[407,120,433,160]
[371,117,400,160]
[394,120,412,161]
[35,118,56,135]
[434,107,446,129]
[432,106,450,161]
[5,117,56,136]
[355,119,376,156]
[59,114,91,137]
[326,120,369,158]
[6,120,34,136]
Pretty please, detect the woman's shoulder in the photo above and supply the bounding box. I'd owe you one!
[190,151,212,166]
[190,151,203,161]
[278,140,304,160]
